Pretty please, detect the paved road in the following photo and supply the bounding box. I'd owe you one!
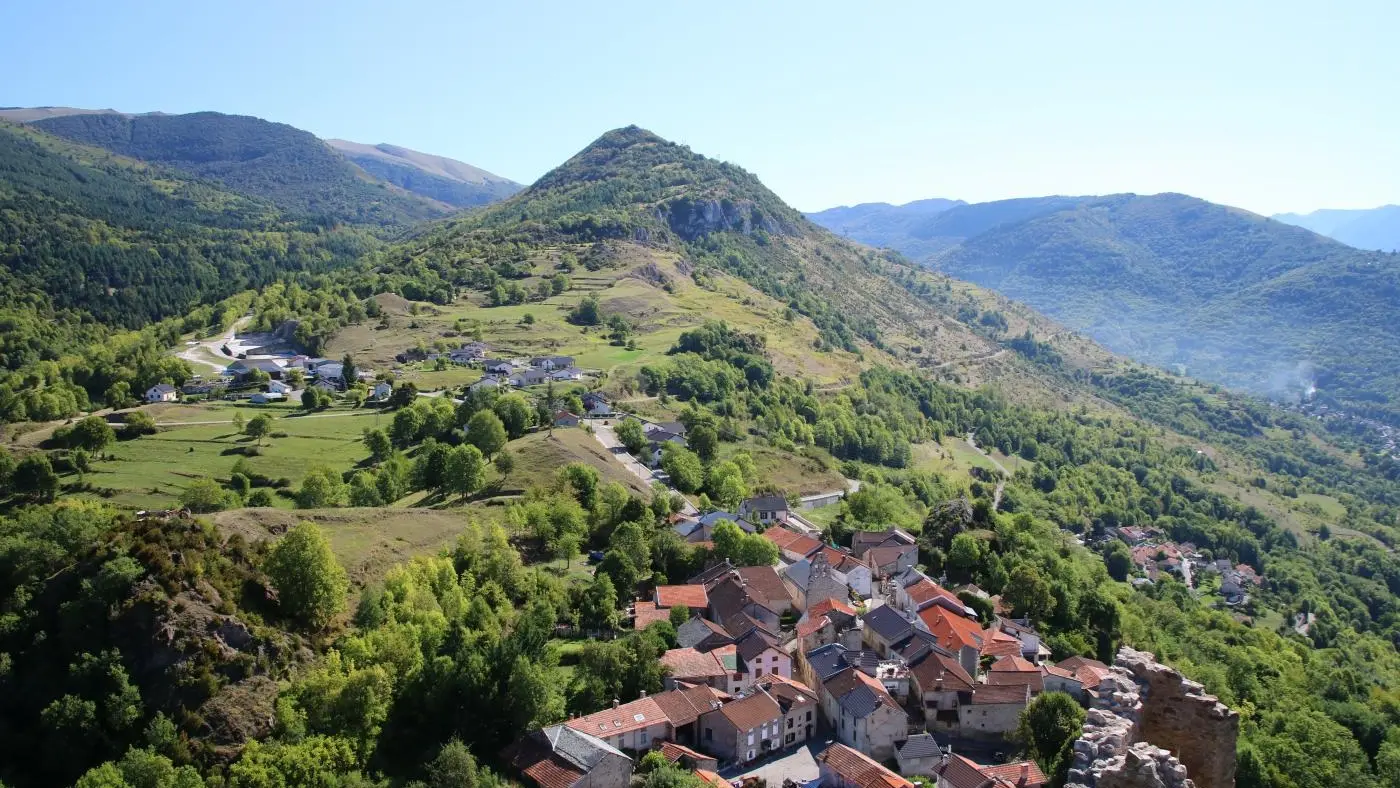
[589,419,698,515]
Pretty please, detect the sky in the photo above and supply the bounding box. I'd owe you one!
[2,0,1397,215]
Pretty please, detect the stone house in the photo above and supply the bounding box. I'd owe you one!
[821,665,909,761]
[783,552,851,612]
[821,547,873,598]
[921,607,985,677]
[1040,663,1085,699]
[957,683,1029,738]
[734,628,791,682]
[505,724,634,788]
[896,733,946,777]
[676,616,733,652]
[698,688,784,764]
[864,543,919,579]
[909,650,976,733]
[861,604,917,658]
[738,494,789,525]
[764,526,825,565]
[564,695,671,752]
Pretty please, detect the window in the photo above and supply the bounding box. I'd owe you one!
[806,711,812,721]
[748,732,755,745]
[704,728,713,741]
[755,668,763,677]
[787,733,795,743]
[787,718,793,729]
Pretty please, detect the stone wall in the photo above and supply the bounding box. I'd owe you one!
[1066,647,1238,788]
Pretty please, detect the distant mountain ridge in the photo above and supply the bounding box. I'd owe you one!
[805,197,966,258]
[810,192,1400,418]
[1273,205,1400,252]
[325,139,521,208]
[0,107,520,224]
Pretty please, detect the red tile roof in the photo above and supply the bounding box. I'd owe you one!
[661,647,727,679]
[922,607,985,652]
[981,627,1022,658]
[866,544,916,568]
[1041,663,1079,681]
[935,753,998,788]
[520,755,585,788]
[1057,656,1112,690]
[969,683,1031,705]
[715,688,782,730]
[906,578,962,609]
[633,600,670,630]
[981,760,1049,788]
[566,696,668,738]
[653,684,729,727]
[797,615,833,639]
[762,526,823,558]
[990,655,1039,672]
[816,743,915,788]
[656,740,715,765]
[735,565,792,608]
[695,769,728,786]
[656,584,709,610]
[809,597,858,619]
[909,652,976,694]
[986,670,1044,694]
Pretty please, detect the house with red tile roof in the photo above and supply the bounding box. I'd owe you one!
[1040,663,1085,698]
[697,687,785,764]
[754,674,819,749]
[655,584,709,611]
[661,647,731,691]
[1056,655,1113,693]
[864,543,919,579]
[932,752,1048,788]
[735,565,794,614]
[564,695,672,752]
[676,615,733,652]
[632,600,670,630]
[816,742,915,788]
[762,525,824,564]
[821,546,874,598]
[504,723,634,788]
[652,740,718,772]
[921,607,985,677]
[897,574,975,619]
[652,684,731,747]
[981,626,1023,659]
[980,760,1049,788]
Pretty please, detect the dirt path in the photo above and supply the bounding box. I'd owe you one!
[156,410,371,426]
[177,316,251,373]
[965,431,1008,510]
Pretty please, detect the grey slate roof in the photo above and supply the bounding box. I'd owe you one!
[863,603,915,643]
[540,723,627,770]
[898,733,944,759]
[806,644,856,683]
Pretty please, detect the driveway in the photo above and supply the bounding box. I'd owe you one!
[588,418,698,515]
[721,739,825,786]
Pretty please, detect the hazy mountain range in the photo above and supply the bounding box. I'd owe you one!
[1273,205,1400,252]
[809,194,1400,418]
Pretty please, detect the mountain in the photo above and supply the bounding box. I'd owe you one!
[16,110,453,226]
[1273,205,1400,252]
[325,138,521,208]
[804,197,966,258]
[816,192,1400,418]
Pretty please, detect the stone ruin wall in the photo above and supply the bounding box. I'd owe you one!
[1067,647,1239,788]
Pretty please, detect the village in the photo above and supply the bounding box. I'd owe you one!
[506,484,1114,788]
[154,333,1256,788]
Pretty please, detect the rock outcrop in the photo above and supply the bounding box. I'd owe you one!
[1067,647,1238,788]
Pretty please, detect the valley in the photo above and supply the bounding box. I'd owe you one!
[1,114,1399,788]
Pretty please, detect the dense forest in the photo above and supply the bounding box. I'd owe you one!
[30,112,452,227]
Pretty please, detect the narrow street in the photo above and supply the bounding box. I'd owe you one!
[588,418,698,515]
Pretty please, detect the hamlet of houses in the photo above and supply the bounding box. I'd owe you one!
[1113,524,1263,606]
[506,501,1120,788]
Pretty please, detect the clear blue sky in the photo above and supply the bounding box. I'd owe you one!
[3,0,1396,214]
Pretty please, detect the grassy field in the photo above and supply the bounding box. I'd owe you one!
[1296,492,1347,519]
[73,404,381,510]
[212,506,483,587]
[720,442,846,496]
[324,246,869,394]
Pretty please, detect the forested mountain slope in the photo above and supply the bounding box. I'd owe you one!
[26,111,454,226]
[326,138,521,208]
[815,192,1400,419]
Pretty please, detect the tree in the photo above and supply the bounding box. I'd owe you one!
[248,488,275,507]
[391,407,423,448]
[492,394,533,439]
[231,411,245,432]
[494,449,515,476]
[569,295,601,325]
[67,416,116,453]
[388,382,418,409]
[466,410,508,457]
[688,423,718,462]
[1104,540,1134,582]
[668,604,691,629]
[362,428,392,462]
[263,521,349,629]
[705,460,748,510]
[1004,564,1055,622]
[550,273,570,295]
[300,387,328,410]
[1016,692,1085,785]
[427,739,480,788]
[296,466,346,509]
[13,453,60,501]
[348,472,384,506]
[341,354,358,388]
[661,444,704,494]
[580,572,619,631]
[947,532,987,583]
[616,418,647,455]
[180,477,233,512]
[244,414,273,446]
[445,444,486,497]
[105,381,135,410]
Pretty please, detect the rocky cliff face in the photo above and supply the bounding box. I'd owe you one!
[658,197,790,241]
[1067,647,1238,788]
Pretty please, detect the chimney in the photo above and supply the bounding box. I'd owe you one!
[612,699,620,708]
[640,690,647,698]
[1020,763,1029,784]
